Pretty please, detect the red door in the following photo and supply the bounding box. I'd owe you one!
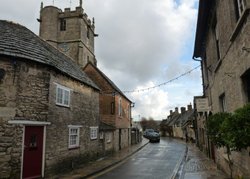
[23,126,44,179]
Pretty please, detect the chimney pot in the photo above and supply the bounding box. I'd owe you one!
[181,107,186,114]
[187,104,192,111]
[175,107,178,114]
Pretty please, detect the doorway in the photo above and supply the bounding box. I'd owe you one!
[22,126,44,179]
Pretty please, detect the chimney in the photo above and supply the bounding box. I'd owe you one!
[181,107,186,114]
[187,104,192,111]
[170,110,173,115]
[175,107,179,114]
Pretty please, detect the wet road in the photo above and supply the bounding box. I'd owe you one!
[94,137,186,179]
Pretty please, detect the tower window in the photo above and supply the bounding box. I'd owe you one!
[60,19,66,31]
[87,27,90,39]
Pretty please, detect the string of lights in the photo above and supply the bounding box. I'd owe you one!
[122,65,201,93]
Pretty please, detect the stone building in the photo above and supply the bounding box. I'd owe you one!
[0,20,101,178]
[193,0,250,177]
[83,62,132,151]
[38,1,97,67]
[160,105,195,141]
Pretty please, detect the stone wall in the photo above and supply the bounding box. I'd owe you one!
[113,128,130,151]
[39,5,96,68]
[202,1,250,177]
[44,67,101,175]
[0,56,101,178]
[0,57,51,178]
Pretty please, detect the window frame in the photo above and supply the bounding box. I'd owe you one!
[68,125,82,149]
[118,97,122,116]
[236,0,246,18]
[241,70,250,103]
[90,127,98,140]
[219,93,226,112]
[56,84,71,107]
[60,18,66,31]
[111,102,115,114]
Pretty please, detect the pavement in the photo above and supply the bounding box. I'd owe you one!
[178,143,229,179]
[52,138,149,179]
[52,138,228,179]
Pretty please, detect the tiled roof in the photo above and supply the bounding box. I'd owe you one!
[83,62,132,103]
[167,113,181,126]
[176,109,194,127]
[0,20,99,90]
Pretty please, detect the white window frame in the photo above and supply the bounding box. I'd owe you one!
[56,84,71,107]
[68,125,82,149]
[90,127,98,140]
[237,0,246,16]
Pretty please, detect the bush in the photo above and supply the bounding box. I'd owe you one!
[206,104,250,178]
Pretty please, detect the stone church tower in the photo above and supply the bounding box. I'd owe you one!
[38,1,97,67]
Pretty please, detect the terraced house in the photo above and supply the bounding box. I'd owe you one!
[193,0,250,177]
[0,20,101,178]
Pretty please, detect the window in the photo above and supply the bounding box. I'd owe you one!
[241,70,250,103]
[87,27,90,39]
[56,85,70,107]
[90,127,98,140]
[213,18,220,61]
[118,97,122,116]
[68,125,81,149]
[60,19,66,31]
[127,104,130,119]
[234,0,246,19]
[111,102,115,114]
[219,93,226,112]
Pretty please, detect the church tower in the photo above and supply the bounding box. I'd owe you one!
[38,1,97,67]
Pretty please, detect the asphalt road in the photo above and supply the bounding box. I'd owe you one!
[93,137,186,179]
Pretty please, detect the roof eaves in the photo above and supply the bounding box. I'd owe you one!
[84,62,132,103]
[193,0,215,59]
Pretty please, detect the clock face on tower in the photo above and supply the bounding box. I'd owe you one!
[58,43,70,52]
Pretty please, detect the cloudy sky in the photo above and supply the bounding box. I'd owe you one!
[0,0,203,121]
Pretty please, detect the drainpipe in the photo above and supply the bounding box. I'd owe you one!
[192,57,203,149]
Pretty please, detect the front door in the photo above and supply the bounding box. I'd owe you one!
[23,126,44,179]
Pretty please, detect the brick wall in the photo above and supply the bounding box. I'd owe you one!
[84,63,131,151]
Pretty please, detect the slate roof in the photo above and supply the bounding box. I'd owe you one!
[162,109,194,127]
[175,109,194,127]
[0,20,99,90]
[83,62,132,103]
[167,113,181,126]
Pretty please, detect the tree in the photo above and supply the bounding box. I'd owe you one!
[206,104,250,178]
[140,117,158,131]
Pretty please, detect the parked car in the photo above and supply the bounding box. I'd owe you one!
[143,129,160,142]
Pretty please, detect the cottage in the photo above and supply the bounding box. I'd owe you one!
[0,20,101,178]
[160,105,195,141]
